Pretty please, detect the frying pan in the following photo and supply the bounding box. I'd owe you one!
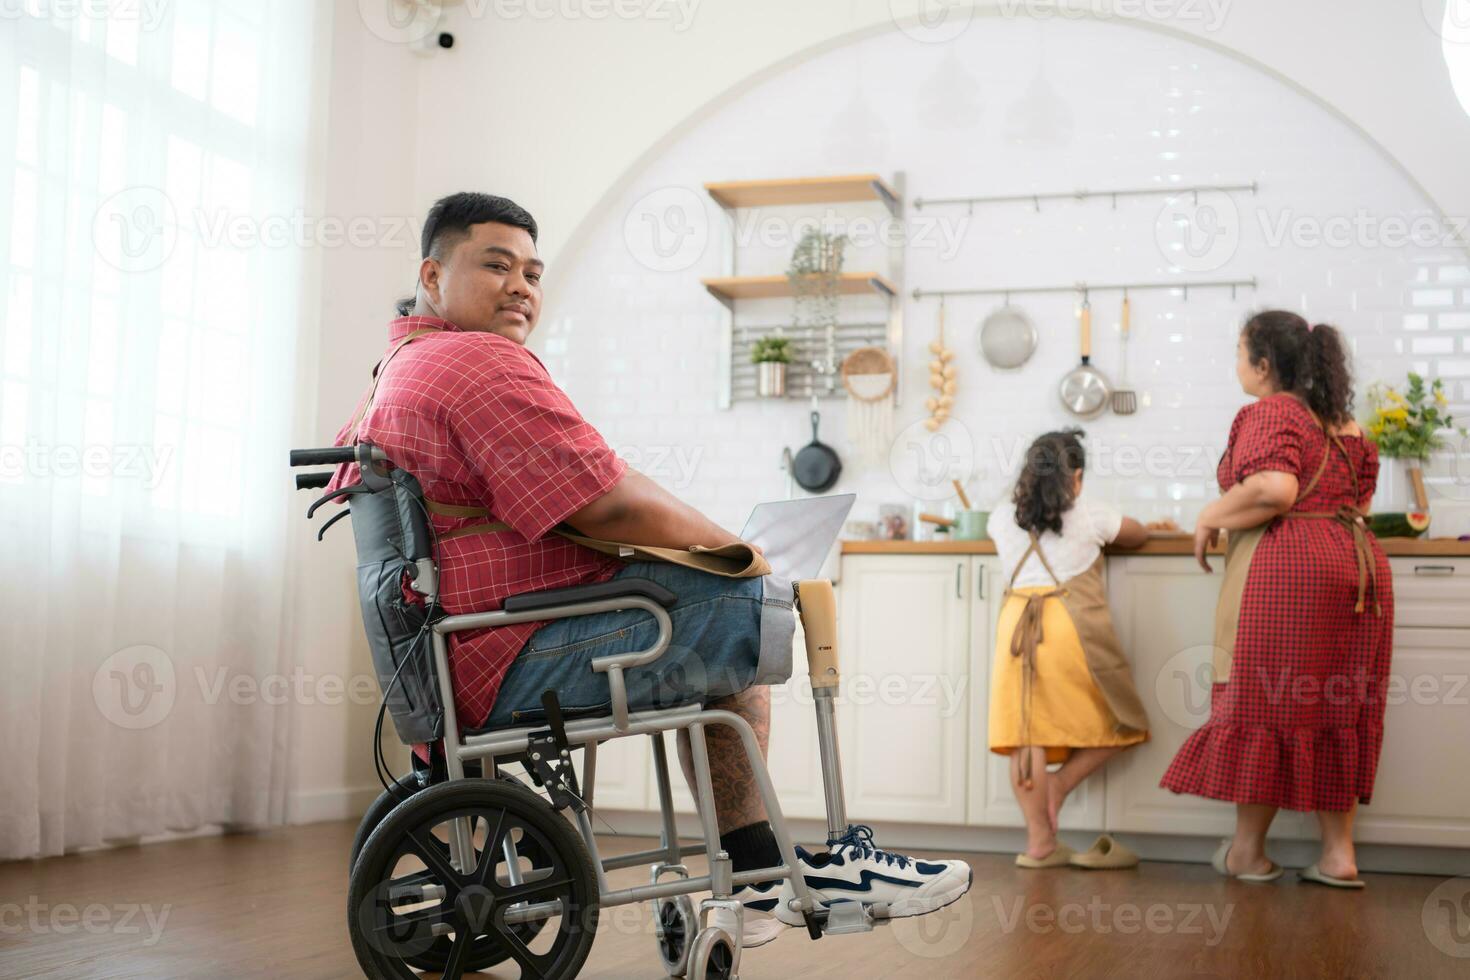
[793,411,842,492]
[978,304,1038,369]
[1058,298,1110,419]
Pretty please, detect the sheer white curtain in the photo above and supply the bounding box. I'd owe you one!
[0,1,327,859]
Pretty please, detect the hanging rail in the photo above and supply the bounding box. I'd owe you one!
[912,277,1258,302]
[912,181,1257,213]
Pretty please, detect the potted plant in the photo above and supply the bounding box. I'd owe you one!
[1365,373,1463,514]
[752,335,792,397]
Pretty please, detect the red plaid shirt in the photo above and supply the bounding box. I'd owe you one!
[326,315,627,730]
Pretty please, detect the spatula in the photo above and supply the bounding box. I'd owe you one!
[1111,296,1138,415]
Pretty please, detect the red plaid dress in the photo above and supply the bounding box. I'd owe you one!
[1159,393,1395,811]
[326,316,627,731]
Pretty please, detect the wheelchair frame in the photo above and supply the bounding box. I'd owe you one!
[293,443,879,978]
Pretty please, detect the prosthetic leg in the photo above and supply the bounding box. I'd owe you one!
[794,579,886,934]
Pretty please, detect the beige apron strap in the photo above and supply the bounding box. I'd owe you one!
[344,327,444,438]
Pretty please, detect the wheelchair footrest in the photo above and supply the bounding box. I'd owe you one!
[821,900,887,935]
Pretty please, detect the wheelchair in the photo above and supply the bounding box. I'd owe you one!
[291,442,886,979]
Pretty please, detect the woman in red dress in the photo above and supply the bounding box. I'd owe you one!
[1161,311,1394,888]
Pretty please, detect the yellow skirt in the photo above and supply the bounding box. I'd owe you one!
[989,587,1149,764]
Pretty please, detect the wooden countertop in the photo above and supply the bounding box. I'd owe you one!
[841,535,1470,557]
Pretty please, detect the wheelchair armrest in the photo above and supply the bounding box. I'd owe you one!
[501,577,676,614]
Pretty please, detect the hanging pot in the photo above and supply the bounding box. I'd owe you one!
[793,411,842,492]
[1058,298,1111,419]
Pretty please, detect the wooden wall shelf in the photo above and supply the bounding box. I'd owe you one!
[701,272,897,303]
[704,174,900,214]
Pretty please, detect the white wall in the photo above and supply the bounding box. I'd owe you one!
[286,0,1470,821]
[535,13,1469,530]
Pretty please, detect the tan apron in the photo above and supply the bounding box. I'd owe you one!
[347,326,769,579]
[1211,409,1382,683]
[1004,532,1150,786]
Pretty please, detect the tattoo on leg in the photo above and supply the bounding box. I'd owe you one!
[675,686,772,835]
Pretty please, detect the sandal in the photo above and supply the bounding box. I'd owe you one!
[1211,839,1283,882]
[1068,834,1139,870]
[1016,843,1075,869]
[1298,863,1366,889]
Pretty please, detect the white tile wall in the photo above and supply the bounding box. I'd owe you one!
[535,18,1470,531]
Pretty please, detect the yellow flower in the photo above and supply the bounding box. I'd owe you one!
[1385,388,1408,407]
[1436,388,1449,407]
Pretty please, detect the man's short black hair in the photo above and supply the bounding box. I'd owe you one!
[396,192,538,315]
[421,191,538,259]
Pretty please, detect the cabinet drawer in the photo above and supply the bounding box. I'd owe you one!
[1390,558,1470,629]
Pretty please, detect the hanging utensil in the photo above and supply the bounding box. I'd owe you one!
[1058,296,1110,419]
[793,410,842,492]
[1111,294,1137,415]
[978,303,1038,369]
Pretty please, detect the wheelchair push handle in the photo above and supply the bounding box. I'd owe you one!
[289,446,357,467]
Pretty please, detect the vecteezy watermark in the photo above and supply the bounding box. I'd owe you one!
[990,895,1234,945]
[890,416,979,502]
[993,0,1233,33]
[93,646,392,730]
[1154,190,1241,273]
[2,0,172,31]
[1424,0,1470,44]
[92,185,428,274]
[1153,646,1470,730]
[1154,644,1218,728]
[893,890,975,959]
[724,208,970,262]
[357,0,701,44]
[0,441,173,488]
[771,672,970,717]
[623,186,712,274]
[1256,208,1470,252]
[612,443,704,490]
[1423,876,1470,959]
[889,0,975,44]
[0,897,171,947]
[93,645,177,730]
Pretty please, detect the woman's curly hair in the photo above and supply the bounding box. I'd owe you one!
[1012,429,1086,535]
[1240,310,1354,426]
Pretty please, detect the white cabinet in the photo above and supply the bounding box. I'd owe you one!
[837,555,972,825]
[584,731,652,811]
[1101,556,1251,837]
[1356,558,1470,846]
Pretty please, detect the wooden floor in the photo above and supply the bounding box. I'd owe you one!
[2,819,1465,979]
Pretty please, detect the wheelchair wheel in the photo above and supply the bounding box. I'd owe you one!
[687,925,739,980]
[653,894,697,977]
[349,775,426,872]
[348,780,598,980]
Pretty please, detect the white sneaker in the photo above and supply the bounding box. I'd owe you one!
[705,880,789,948]
[773,824,973,926]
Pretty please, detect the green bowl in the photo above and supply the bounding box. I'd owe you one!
[954,510,990,541]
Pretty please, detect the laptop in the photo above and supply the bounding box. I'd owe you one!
[739,494,856,581]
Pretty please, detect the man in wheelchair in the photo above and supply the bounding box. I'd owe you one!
[323,192,972,953]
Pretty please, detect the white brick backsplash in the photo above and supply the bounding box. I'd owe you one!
[537,18,1470,530]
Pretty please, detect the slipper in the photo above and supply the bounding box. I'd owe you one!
[1068,834,1139,870]
[1016,843,1075,869]
[1210,839,1283,882]
[1298,863,1366,889]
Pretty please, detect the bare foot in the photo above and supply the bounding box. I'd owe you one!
[1024,840,1059,861]
[1046,778,1066,834]
[1224,843,1275,877]
[1317,851,1359,880]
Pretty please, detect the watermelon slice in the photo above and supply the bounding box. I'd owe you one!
[1367,512,1430,538]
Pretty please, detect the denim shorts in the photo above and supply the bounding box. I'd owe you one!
[482,561,796,729]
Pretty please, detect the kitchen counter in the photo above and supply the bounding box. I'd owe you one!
[841,536,1470,557]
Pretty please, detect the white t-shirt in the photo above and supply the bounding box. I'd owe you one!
[989,496,1124,588]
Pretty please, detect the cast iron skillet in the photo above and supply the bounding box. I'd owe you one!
[793,411,842,492]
